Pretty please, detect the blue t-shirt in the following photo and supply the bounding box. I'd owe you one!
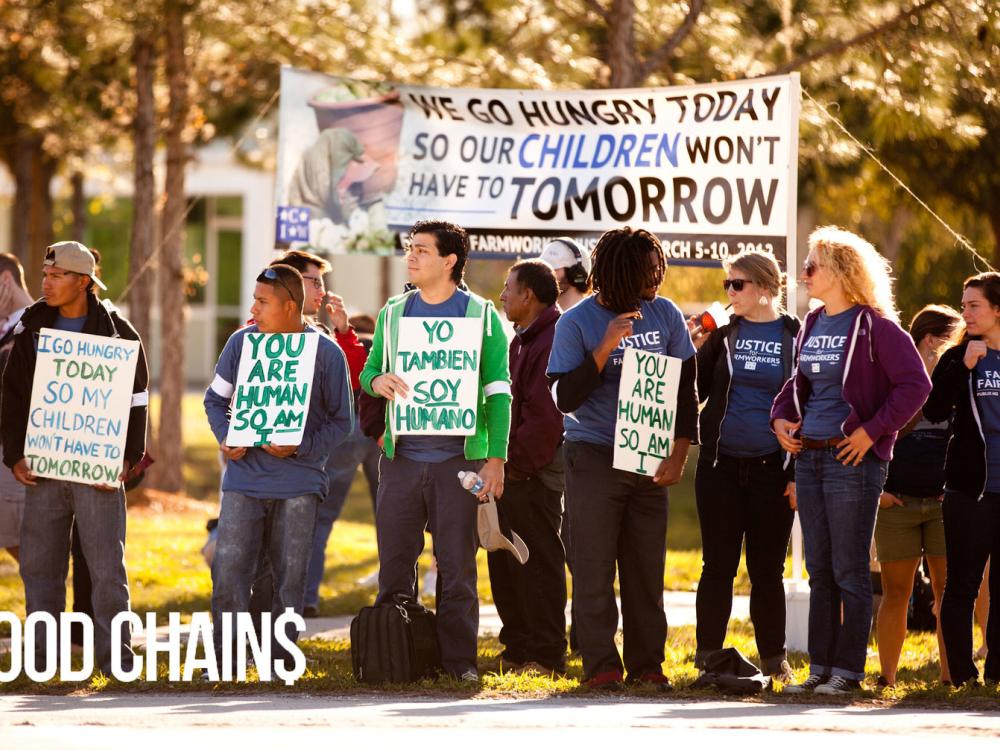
[395,288,471,463]
[54,314,87,333]
[547,296,696,448]
[718,319,785,457]
[800,306,858,439]
[974,349,1000,492]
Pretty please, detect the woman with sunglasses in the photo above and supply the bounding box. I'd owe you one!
[772,226,931,695]
[923,272,1000,687]
[690,250,800,682]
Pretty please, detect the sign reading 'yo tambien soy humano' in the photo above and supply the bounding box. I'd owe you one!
[391,317,482,435]
[226,332,319,447]
[613,347,681,475]
[25,328,140,486]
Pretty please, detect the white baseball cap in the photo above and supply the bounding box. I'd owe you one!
[44,241,107,291]
[539,237,590,274]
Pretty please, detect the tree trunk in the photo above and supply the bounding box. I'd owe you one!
[154,0,192,493]
[879,205,911,265]
[8,135,56,293]
[606,0,637,88]
[989,200,1000,271]
[71,171,86,243]
[128,31,157,347]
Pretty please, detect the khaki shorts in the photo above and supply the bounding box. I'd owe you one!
[874,494,946,562]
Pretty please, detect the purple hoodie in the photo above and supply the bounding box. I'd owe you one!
[770,304,931,461]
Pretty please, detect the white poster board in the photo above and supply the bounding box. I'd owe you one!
[24,328,141,486]
[390,317,482,435]
[613,348,681,475]
[225,332,319,447]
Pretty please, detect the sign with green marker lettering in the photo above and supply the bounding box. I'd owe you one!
[226,332,319,447]
[613,347,681,475]
[390,317,482,435]
[25,328,141,486]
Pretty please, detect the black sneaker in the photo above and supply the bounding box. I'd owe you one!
[814,675,862,695]
[783,673,827,694]
[303,605,320,618]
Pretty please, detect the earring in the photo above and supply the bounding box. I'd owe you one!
[759,295,769,306]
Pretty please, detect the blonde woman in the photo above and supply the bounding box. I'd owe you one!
[690,250,800,681]
[771,227,931,694]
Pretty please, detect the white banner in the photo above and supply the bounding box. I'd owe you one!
[226,332,319,447]
[389,317,482,436]
[276,67,799,267]
[24,329,140,486]
[613,348,681,475]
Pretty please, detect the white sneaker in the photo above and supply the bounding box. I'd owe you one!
[783,673,826,694]
[356,568,380,587]
[814,675,862,694]
[459,669,479,683]
[422,569,437,596]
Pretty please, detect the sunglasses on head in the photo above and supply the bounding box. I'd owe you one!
[257,267,297,301]
[723,279,750,292]
[803,259,820,277]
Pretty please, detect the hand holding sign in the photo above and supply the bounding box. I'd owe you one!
[262,443,298,458]
[372,373,410,400]
[653,448,687,487]
[220,442,247,461]
[12,459,37,487]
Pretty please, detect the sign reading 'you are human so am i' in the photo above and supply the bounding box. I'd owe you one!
[226,332,319,447]
[613,347,681,475]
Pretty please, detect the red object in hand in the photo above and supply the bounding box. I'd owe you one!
[697,310,719,333]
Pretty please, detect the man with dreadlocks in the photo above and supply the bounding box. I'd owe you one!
[547,226,698,691]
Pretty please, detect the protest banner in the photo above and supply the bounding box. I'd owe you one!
[389,317,482,435]
[276,67,799,269]
[225,332,319,447]
[613,347,681,475]
[24,329,140,486]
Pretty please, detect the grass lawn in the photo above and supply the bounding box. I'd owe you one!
[2,392,996,706]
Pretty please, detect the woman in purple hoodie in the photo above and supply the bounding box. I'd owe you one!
[771,226,931,695]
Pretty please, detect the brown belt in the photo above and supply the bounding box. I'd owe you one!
[800,436,842,450]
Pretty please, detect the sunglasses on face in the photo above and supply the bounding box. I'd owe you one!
[257,267,298,301]
[803,259,820,277]
[723,279,750,292]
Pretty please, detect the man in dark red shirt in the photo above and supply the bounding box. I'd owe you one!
[490,259,567,674]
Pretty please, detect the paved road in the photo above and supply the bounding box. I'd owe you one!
[4,694,1000,747]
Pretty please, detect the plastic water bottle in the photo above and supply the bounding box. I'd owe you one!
[458,470,485,496]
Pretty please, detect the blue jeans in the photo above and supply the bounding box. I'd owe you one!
[795,448,886,681]
[19,479,134,674]
[304,424,380,608]
[211,491,319,667]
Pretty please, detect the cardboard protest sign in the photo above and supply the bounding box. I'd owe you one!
[225,332,319,447]
[24,329,140,486]
[390,317,482,435]
[277,67,799,268]
[613,347,681,475]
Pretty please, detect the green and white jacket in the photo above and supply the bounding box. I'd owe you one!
[360,288,512,461]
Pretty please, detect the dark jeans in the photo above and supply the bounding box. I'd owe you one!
[694,452,793,673]
[564,441,669,680]
[19,479,134,674]
[375,453,482,676]
[486,475,567,670]
[795,448,886,681]
[940,490,1000,685]
[211,492,319,669]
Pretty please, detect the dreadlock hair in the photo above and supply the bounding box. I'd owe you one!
[589,227,666,314]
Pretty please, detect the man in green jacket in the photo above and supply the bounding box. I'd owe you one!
[361,220,511,680]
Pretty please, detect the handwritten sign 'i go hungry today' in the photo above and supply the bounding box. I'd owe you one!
[25,329,141,486]
[391,317,482,435]
[226,332,319,447]
[613,347,681,475]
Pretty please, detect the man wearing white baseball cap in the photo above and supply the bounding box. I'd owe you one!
[539,237,591,312]
[1,239,148,675]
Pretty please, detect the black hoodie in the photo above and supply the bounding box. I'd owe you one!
[1,295,149,471]
[696,313,801,476]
